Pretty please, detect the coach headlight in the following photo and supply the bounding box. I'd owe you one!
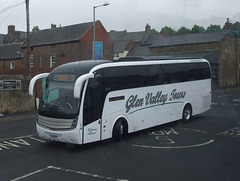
[71,116,78,129]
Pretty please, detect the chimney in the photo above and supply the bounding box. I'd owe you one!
[51,24,56,29]
[32,26,39,32]
[145,23,151,32]
[8,25,15,35]
[223,18,232,31]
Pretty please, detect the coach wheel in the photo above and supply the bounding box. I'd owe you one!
[113,120,122,142]
[182,104,192,122]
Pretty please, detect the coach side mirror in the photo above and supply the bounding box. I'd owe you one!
[74,73,94,98]
[36,98,39,110]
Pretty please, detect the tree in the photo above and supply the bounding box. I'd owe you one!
[177,26,191,35]
[206,24,221,32]
[191,25,205,33]
[232,22,240,32]
[150,28,160,35]
[160,26,177,36]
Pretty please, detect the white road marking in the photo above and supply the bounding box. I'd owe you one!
[12,165,129,181]
[233,98,240,102]
[132,139,214,149]
[217,94,233,98]
[11,167,49,181]
[179,128,207,134]
[29,136,46,143]
[0,134,37,142]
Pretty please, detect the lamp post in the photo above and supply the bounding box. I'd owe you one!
[93,2,109,60]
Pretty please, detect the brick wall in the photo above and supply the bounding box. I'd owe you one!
[0,59,22,70]
[218,34,238,86]
[0,75,35,114]
[150,42,220,54]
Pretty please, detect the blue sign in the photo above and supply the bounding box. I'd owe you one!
[93,42,103,60]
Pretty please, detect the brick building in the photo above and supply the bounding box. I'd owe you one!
[109,24,151,60]
[0,25,27,45]
[0,43,22,72]
[149,32,239,86]
[21,21,113,72]
[128,31,240,87]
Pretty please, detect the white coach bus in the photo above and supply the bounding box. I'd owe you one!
[29,57,211,144]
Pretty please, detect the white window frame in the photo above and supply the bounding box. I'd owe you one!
[10,61,15,69]
[50,56,56,68]
[30,55,34,68]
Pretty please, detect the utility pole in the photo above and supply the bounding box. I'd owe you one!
[237,23,239,86]
[25,0,31,78]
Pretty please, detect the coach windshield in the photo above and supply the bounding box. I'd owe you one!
[38,73,82,119]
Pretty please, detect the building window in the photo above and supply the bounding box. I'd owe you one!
[50,44,56,49]
[30,55,34,68]
[114,53,119,58]
[50,56,56,67]
[10,61,15,69]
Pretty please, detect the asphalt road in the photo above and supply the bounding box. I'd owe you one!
[0,87,240,181]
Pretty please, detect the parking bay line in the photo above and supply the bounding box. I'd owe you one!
[132,139,214,149]
[0,134,38,142]
[12,165,128,181]
[29,136,46,143]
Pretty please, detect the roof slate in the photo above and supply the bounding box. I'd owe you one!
[150,50,219,64]
[0,34,4,45]
[113,40,130,53]
[25,22,93,47]
[123,31,148,43]
[150,32,228,48]
[0,43,22,60]
[109,30,149,43]
[109,31,127,41]
[127,46,150,57]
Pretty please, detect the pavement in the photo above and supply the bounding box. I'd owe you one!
[0,110,37,122]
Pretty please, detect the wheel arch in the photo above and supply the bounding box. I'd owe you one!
[111,115,129,136]
[182,101,192,113]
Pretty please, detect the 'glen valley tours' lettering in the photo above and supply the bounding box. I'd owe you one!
[125,89,186,113]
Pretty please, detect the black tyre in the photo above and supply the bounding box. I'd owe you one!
[182,104,192,122]
[112,120,122,142]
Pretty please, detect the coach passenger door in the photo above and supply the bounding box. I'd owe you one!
[83,78,102,144]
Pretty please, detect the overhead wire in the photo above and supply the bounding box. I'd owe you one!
[0,0,25,29]
[0,0,25,14]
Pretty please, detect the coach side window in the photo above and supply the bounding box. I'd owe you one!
[83,79,102,126]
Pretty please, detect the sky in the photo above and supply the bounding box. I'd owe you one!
[1,0,240,34]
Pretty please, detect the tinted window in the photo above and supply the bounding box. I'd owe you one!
[101,65,163,91]
[100,62,210,92]
[161,62,210,84]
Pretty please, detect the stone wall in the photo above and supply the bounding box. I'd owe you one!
[0,75,35,114]
[218,34,239,86]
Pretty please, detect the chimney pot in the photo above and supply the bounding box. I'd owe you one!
[145,23,151,32]
[51,24,56,29]
[8,25,15,35]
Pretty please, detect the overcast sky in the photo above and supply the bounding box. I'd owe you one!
[1,0,240,34]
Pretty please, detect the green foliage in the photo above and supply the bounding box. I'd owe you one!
[150,28,160,35]
[160,26,177,36]
[232,22,240,31]
[177,26,191,35]
[152,22,239,37]
[206,24,221,32]
[191,25,205,33]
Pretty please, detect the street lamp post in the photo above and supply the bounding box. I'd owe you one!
[93,2,109,60]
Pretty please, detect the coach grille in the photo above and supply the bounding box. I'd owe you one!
[38,115,73,130]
